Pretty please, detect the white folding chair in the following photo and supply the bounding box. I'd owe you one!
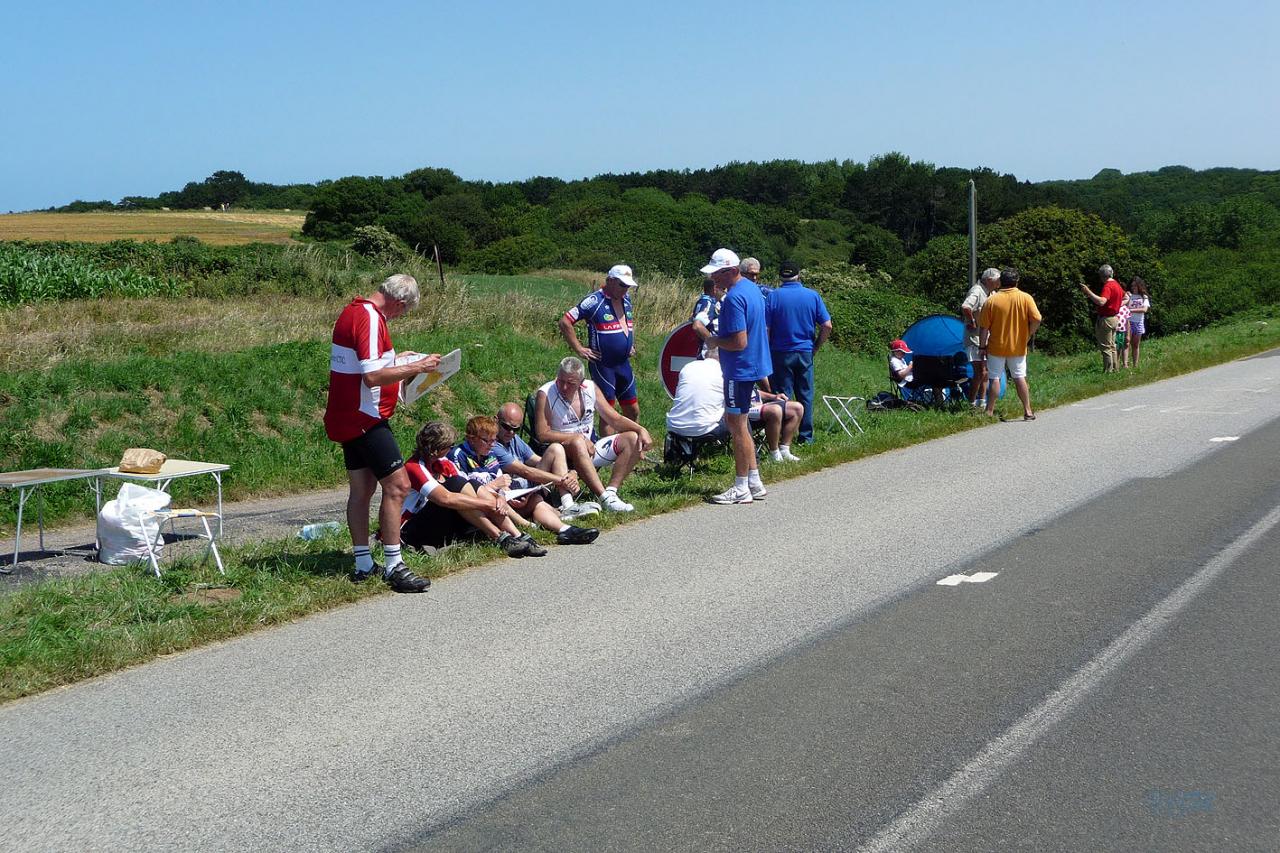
[141,509,225,578]
[822,395,866,437]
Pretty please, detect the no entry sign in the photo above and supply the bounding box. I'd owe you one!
[658,321,702,398]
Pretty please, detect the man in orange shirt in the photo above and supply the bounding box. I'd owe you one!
[977,267,1042,421]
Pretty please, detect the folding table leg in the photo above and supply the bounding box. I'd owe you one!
[4,486,28,573]
[200,516,225,575]
[142,515,163,578]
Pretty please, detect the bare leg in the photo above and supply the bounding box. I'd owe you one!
[523,493,565,531]
[376,468,411,547]
[346,469,377,546]
[619,400,640,425]
[970,360,987,402]
[725,412,756,477]
[781,402,802,445]
[985,375,1001,416]
[1013,377,1033,417]
[761,407,781,451]
[1131,334,1142,366]
[453,483,522,539]
[565,435,607,496]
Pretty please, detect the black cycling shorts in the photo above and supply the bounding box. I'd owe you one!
[341,420,405,480]
[401,476,484,549]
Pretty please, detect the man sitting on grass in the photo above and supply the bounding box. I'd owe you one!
[533,356,653,512]
[397,421,546,558]
[447,416,599,545]
[494,401,600,521]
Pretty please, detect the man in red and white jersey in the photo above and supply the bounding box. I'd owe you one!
[324,273,441,593]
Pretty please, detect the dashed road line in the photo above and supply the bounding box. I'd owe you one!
[859,503,1280,853]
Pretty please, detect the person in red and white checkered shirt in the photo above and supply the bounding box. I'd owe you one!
[324,273,441,593]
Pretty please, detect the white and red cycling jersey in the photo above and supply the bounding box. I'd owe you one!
[400,455,461,527]
[324,298,399,442]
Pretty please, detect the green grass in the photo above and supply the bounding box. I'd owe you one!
[3,275,1280,703]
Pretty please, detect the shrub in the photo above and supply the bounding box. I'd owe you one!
[351,225,410,263]
[462,235,560,275]
[802,261,946,355]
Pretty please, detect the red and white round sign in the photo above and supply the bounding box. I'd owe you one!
[657,321,703,398]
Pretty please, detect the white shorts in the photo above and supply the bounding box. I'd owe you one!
[987,353,1027,380]
[592,434,621,468]
[966,344,986,363]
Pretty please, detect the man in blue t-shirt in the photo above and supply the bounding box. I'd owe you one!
[559,264,639,430]
[766,260,832,445]
[698,248,772,505]
[493,401,600,522]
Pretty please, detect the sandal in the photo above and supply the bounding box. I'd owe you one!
[1024,413,1036,421]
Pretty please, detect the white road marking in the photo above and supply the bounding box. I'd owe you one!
[1210,436,1240,443]
[1120,405,1147,412]
[859,503,1280,853]
[936,572,998,586]
[1159,406,1190,413]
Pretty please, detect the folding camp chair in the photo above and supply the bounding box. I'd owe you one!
[140,508,224,579]
[822,396,866,436]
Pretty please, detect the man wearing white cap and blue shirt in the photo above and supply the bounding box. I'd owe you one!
[560,263,641,431]
[699,248,772,504]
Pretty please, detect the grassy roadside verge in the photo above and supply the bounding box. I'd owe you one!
[3,307,1280,703]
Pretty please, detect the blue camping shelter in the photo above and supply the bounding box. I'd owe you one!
[899,313,1004,399]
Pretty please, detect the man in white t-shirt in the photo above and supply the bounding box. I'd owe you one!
[533,356,652,512]
[962,268,1000,407]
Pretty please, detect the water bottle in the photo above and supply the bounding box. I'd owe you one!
[299,521,342,540]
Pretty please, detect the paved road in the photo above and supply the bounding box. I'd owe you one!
[2,354,1279,851]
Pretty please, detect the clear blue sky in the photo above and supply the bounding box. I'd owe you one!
[4,0,1278,211]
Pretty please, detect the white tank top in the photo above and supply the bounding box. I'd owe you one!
[539,379,597,437]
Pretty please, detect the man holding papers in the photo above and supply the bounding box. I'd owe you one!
[324,273,441,592]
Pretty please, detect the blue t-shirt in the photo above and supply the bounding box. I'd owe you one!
[565,290,634,366]
[718,277,773,382]
[767,280,831,353]
[494,433,535,465]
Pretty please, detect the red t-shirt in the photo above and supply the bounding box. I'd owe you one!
[324,298,399,442]
[1098,279,1125,317]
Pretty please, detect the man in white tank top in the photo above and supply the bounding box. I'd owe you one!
[534,356,652,512]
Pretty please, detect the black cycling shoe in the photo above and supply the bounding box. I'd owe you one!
[498,533,527,558]
[383,565,431,593]
[351,563,383,583]
[556,525,599,545]
[517,534,548,557]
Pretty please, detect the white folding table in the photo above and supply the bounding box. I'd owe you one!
[1,468,106,572]
[99,460,230,536]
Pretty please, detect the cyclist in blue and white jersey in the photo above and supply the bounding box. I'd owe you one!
[559,264,639,431]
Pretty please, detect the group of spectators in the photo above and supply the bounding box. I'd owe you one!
[898,263,1152,424]
[671,249,833,504]
[323,274,644,593]
[326,259,1140,592]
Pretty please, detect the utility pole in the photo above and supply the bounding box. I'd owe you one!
[968,179,978,286]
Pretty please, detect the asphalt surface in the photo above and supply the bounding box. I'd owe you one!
[2,354,1279,851]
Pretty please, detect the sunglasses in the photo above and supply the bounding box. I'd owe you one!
[498,420,522,432]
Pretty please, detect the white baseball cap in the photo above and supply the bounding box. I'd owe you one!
[699,248,741,275]
[606,264,639,287]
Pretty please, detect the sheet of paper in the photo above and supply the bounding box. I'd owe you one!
[401,348,462,404]
[499,486,545,500]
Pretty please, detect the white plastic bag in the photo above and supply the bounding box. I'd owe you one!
[97,483,172,565]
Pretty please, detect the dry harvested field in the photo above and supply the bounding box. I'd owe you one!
[0,210,306,245]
